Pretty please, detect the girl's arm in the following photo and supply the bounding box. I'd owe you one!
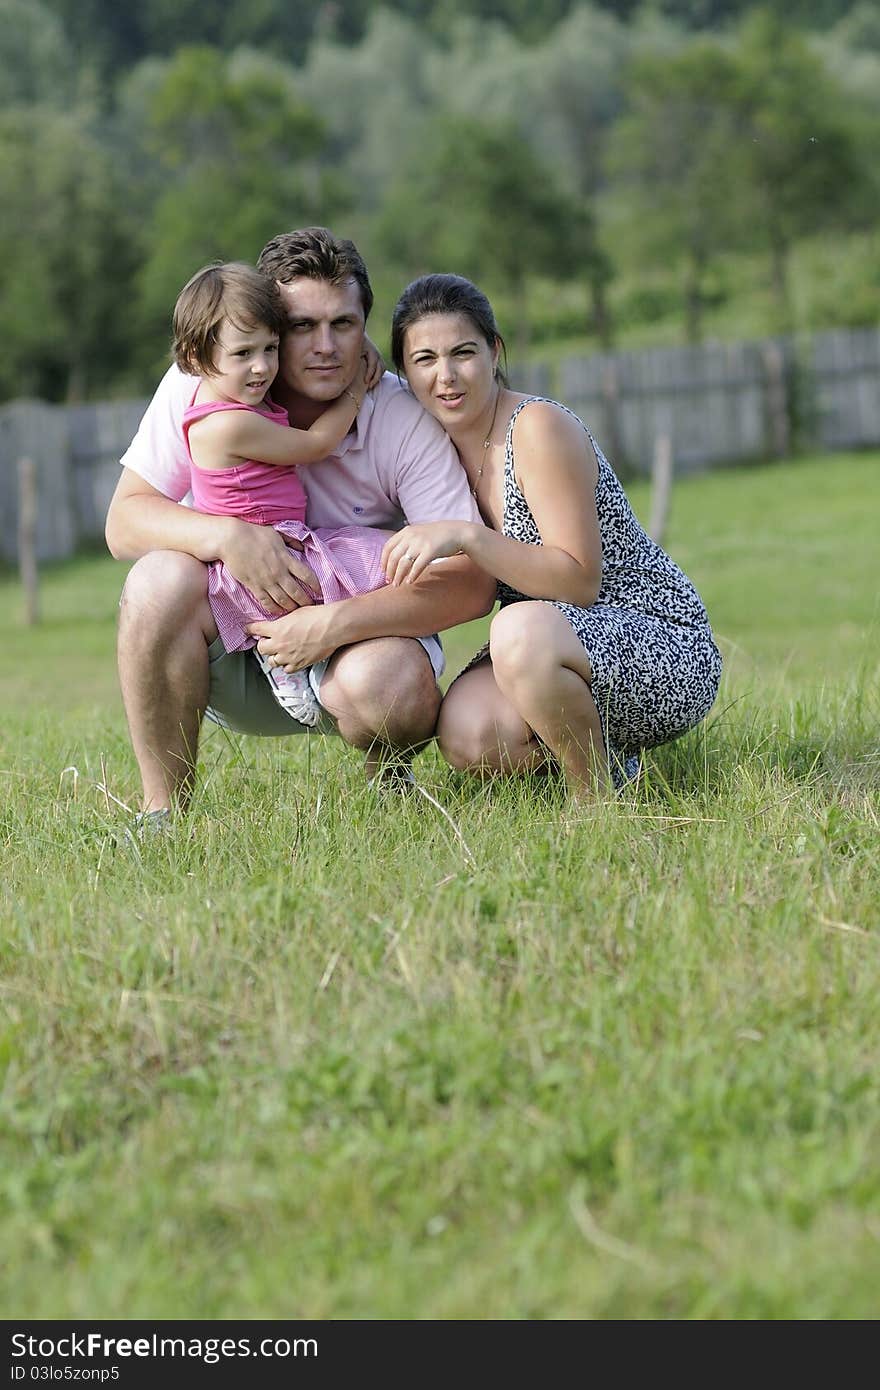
[382,402,603,607]
[362,335,385,388]
[191,358,370,471]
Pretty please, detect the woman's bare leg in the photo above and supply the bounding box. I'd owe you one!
[488,603,611,798]
[437,661,551,776]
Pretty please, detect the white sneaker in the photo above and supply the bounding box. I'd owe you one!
[254,650,321,727]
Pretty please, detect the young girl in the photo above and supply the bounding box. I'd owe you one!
[173,261,391,725]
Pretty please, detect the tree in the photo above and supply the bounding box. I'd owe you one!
[134,46,347,371]
[376,115,611,356]
[731,9,868,329]
[0,103,136,401]
[609,39,744,342]
[297,9,437,213]
[0,0,71,107]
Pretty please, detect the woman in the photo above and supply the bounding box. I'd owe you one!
[381,274,722,799]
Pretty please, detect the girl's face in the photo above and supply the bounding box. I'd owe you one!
[205,317,280,404]
[402,312,499,434]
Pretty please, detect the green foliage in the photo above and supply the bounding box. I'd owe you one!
[610,38,745,342]
[377,114,610,350]
[0,0,71,106]
[1,3,878,398]
[132,46,346,372]
[730,10,867,327]
[0,102,137,400]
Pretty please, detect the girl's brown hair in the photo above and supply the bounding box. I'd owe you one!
[172,262,287,376]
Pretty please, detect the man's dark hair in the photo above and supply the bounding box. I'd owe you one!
[390,273,508,384]
[257,227,374,321]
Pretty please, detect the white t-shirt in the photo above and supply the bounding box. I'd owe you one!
[120,366,482,531]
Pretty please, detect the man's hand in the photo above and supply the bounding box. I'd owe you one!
[220,519,319,614]
[248,605,337,672]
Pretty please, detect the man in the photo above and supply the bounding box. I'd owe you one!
[105,228,495,820]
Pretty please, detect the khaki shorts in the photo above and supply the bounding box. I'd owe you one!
[204,634,444,737]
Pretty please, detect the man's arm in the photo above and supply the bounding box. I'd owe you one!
[248,555,496,672]
[105,468,318,614]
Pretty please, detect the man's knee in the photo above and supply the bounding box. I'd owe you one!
[119,552,211,643]
[322,639,440,746]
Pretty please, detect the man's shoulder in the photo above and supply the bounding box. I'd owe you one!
[365,373,450,450]
[153,363,200,411]
[120,363,199,493]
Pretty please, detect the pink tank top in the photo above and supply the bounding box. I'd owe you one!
[183,394,308,526]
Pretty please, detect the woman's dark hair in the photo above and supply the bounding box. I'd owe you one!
[391,273,508,383]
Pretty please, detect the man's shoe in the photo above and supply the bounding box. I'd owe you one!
[366,762,417,794]
[133,808,173,837]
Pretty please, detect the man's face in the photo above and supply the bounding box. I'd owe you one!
[275,277,366,406]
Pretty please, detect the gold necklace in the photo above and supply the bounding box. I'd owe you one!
[470,386,503,497]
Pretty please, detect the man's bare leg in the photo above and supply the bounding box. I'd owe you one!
[117,552,218,813]
[317,637,440,781]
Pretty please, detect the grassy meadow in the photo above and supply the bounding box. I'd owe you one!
[1,451,878,1319]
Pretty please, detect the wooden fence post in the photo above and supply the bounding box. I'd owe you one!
[17,455,39,625]
[648,434,673,546]
[762,341,790,458]
[600,361,626,474]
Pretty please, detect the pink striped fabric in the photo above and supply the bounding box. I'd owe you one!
[207,519,389,653]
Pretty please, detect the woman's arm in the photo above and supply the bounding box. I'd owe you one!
[383,402,602,607]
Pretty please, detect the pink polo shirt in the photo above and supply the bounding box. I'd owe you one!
[120,365,482,532]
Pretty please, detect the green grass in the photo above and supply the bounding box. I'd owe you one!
[1,451,878,1318]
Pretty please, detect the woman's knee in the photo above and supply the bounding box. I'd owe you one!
[489,603,553,685]
[489,602,590,691]
[437,683,531,772]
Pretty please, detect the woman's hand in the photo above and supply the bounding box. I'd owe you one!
[361,336,385,390]
[382,522,470,586]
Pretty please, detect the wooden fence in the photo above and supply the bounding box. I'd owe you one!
[513,325,880,475]
[1,325,878,563]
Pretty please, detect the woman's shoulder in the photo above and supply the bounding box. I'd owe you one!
[509,395,588,443]
[509,396,597,473]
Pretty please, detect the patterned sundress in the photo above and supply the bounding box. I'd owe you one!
[459,397,722,774]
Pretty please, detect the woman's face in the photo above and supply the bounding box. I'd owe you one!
[402,312,499,432]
